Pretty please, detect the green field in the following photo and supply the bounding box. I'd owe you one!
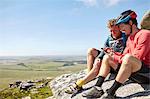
[0,56,86,90]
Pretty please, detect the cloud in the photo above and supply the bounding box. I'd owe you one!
[103,0,122,7]
[76,0,98,7]
[75,0,124,7]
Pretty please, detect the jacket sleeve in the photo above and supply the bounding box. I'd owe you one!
[132,33,150,60]
[112,39,129,63]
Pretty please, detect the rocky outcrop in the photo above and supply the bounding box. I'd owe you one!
[0,78,53,99]
[49,70,150,99]
[140,10,150,30]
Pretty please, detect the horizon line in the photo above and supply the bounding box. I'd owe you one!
[0,54,86,57]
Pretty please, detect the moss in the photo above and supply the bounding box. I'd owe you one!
[0,84,53,99]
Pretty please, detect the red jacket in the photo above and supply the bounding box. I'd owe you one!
[113,29,150,68]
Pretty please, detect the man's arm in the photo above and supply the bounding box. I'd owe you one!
[132,33,150,60]
[112,40,129,63]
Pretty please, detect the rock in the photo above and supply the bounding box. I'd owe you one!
[9,80,22,88]
[15,80,22,87]
[20,82,35,91]
[9,83,14,88]
[49,70,150,99]
[46,77,53,80]
[50,70,87,99]
[27,80,34,83]
[140,10,150,30]
[30,88,38,94]
[36,83,45,89]
[22,96,31,99]
[34,79,43,83]
[46,96,56,99]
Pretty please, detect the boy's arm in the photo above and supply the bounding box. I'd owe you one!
[97,38,109,60]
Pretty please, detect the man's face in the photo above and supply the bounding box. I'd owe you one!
[110,25,121,39]
[119,23,131,36]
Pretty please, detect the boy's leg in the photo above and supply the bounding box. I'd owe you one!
[87,48,100,72]
[76,49,101,87]
[65,48,100,94]
[96,54,118,86]
[80,58,102,85]
[83,54,118,98]
[79,53,116,87]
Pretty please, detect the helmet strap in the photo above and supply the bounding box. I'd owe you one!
[130,24,132,34]
[129,20,133,34]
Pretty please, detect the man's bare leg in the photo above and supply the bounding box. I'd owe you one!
[104,54,142,97]
[115,54,142,83]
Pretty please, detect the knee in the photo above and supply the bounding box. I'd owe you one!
[87,48,97,55]
[122,54,133,64]
[103,54,111,61]
[122,54,142,72]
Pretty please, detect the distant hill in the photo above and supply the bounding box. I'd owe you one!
[17,63,28,67]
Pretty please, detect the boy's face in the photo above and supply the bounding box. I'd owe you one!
[110,25,121,39]
[119,23,131,36]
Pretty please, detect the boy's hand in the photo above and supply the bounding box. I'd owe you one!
[93,58,101,67]
[103,47,114,56]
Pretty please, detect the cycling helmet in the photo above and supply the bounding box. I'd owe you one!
[116,10,137,25]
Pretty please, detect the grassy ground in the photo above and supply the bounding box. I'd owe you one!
[0,79,53,99]
[0,61,86,90]
[0,56,86,98]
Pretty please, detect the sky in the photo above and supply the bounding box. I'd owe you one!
[0,0,150,56]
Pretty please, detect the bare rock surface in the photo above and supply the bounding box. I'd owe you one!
[49,70,150,99]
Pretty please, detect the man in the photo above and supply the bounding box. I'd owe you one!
[65,19,127,94]
[83,10,150,99]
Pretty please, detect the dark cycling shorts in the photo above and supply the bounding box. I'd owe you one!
[138,62,150,73]
[110,62,150,73]
[96,50,101,57]
[111,62,150,84]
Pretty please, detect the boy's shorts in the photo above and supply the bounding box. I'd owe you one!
[96,50,101,57]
